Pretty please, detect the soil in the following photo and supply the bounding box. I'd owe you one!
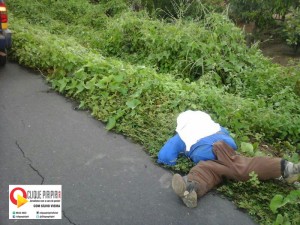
[259,40,300,66]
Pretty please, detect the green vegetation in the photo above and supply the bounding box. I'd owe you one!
[285,6,300,52]
[229,0,300,51]
[7,0,300,223]
[229,0,298,27]
[270,190,300,224]
[140,0,225,18]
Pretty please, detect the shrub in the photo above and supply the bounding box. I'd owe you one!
[141,0,225,18]
[8,0,300,105]
[229,0,299,28]
[285,7,300,52]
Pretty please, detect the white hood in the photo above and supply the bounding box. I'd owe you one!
[176,110,221,151]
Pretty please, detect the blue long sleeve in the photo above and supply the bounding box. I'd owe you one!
[157,127,237,166]
[157,134,185,166]
[187,128,237,163]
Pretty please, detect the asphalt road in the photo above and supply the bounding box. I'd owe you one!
[0,62,256,225]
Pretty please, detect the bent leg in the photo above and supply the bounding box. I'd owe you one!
[213,141,282,181]
[187,141,282,198]
[187,160,233,197]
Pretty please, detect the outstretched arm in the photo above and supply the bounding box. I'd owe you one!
[157,134,186,166]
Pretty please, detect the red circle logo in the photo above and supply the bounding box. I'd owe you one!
[10,187,27,205]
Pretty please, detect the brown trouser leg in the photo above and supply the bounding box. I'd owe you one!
[187,141,282,198]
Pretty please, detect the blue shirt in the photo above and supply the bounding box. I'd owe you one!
[157,127,237,166]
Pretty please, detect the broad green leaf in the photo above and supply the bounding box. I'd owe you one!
[106,117,116,130]
[254,151,265,157]
[85,77,97,91]
[78,101,85,109]
[119,87,128,95]
[74,81,85,96]
[95,80,105,89]
[274,214,284,225]
[114,74,124,83]
[66,79,78,90]
[126,99,141,109]
[270,195,284,213]
[91,105,99,116]
[115,109,125,120]
[285,190,300,203]
[58,78,68,93]
[240,142,254,155]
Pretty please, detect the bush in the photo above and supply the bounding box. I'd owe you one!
[8,0,300,103]
[285,7,300,52]
[229,0,299,28]
[141,0,225,18]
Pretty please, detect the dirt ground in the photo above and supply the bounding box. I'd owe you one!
[259,40,300,66]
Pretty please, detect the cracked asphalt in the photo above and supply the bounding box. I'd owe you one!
[0,62,257,225]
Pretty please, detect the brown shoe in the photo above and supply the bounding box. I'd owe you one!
[172,174,197,208]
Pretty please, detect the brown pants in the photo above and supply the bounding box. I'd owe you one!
[187,141,282,198]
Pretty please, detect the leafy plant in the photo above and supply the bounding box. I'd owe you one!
[248,171,261,188]
[218,180,300,224]
[270,190,300,224]
[229,0,299,28]
[142,0,225,18]
[284,7,300,52]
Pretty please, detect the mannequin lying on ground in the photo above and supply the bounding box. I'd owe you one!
[157,110,300,208]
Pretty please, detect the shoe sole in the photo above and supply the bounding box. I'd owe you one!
[172,174,186,197]
[182,190,197,208]
[172,174,198,208]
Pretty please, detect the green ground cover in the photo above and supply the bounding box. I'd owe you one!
[7,0,300,223]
